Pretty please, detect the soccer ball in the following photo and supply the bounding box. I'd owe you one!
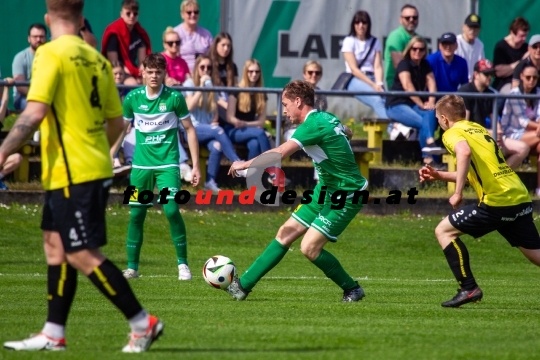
[202,255,236,289]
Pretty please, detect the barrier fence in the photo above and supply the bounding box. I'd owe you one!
[2,81,540,147]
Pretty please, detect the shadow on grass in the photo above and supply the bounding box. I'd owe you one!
[151,346,355,353]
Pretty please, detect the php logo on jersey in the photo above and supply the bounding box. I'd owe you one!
[159,102,167,112]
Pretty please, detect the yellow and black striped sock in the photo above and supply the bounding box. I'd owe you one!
[46,262,77,326]
[87,259,143,319]
[443,238,477,291]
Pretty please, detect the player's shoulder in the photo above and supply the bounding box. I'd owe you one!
[162,85,185,98]
[124,86,146,101]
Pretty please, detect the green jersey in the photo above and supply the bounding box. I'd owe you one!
[291,110,367,192]
[384,26,416,88]
[123,85,190,169]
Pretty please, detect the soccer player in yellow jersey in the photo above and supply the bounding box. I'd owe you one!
[0,0,162,353]
[419,94,540,308]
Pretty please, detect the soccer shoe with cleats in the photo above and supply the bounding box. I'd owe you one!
[122,315,164,353]
[4,333,66,351]
[225,276,250,301]
[342,282,365,302]
[178,264,192,280]
[441,287,483,308]
[123,268,139,279]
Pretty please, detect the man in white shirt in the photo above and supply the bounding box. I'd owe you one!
[456,14,485,81]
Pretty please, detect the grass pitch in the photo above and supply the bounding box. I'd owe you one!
[1,204,540,359]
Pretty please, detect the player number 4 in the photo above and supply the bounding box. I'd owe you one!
[69,228,78,241]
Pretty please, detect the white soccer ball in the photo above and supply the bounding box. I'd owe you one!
[202,255,236,289]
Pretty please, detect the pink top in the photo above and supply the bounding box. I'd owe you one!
[162,52,190,84]
[173,24,213,72]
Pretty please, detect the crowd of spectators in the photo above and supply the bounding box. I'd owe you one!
[2,0,540,193]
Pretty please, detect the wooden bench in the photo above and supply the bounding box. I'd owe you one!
[362,118,392,165]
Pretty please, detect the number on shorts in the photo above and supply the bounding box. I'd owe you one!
[483,134,505,164]
[69,228,78,241]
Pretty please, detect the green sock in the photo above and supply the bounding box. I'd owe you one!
[311,249,357,290]
[240,239,289,291]
[163,202,187,265]
[126,206,147,271]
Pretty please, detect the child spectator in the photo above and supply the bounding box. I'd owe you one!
[162,26,190,86]
[225,59,271,159]
[174,0,213,73]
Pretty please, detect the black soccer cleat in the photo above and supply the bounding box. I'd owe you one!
[441,287,483,308]
[342,281,365,302]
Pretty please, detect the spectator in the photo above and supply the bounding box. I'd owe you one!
[0,78,23,190]
[500,64,540,195]
[102,0,151,85]
[183,55,241,192]
[80,18,97,48]
[174,0,213,73]
[493,17,530,91]
[12,23,47,111]
[111,62,131,170]
[385,36,443,164]
[284,60,327,141]
[162,26,190,86]
[384,4,419,88]
[459,59,529,169]
[427,32,468,92]
[341,10,387,119]
[455,14,485,81]
[511,34,540,88]
[226,59,271,159]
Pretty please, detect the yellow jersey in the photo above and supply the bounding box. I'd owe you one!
[442,120,530,206]
[27,35,122,190]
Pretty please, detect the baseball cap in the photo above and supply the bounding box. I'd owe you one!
[440,32,457,44]
[529,34,540,46]
[474,59,495,74]
[464,14,481,27]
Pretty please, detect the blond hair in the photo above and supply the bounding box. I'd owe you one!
[402,36,428,60]
[193,55,216,113]
[180,0,199,12]
[303,60,322,74]
[163,26,179,42]
[238,59,265,115]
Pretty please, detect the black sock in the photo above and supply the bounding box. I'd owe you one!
[87,259,143,319]
[46,263,78,325]
[443,238,477,291]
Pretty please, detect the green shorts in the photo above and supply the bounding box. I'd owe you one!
[291,183,364,242]
[128,167,180,207]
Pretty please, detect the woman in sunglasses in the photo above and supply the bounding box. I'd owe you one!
[226,59,271,159]
[385,36,443,165]
[174,0,213,73]
[501,64,540,196]
[183,55,241,192]
[341,10,387,119]
[162,27,190,86]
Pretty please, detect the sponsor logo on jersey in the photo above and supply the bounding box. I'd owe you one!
[317,214,332,226]
[138,105,149,110]
[501,206,532,221]
[145,134,167,144]
[159,102,167,112]
[144,119,170,126]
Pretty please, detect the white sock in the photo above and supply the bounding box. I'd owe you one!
[128,309,149,335]
[42,322,65,339]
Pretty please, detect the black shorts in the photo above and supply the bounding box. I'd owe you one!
[41,178,112,253]
[449,202,540,249]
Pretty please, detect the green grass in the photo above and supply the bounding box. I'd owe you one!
[1,205,540,359]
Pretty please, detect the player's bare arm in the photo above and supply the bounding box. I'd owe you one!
[109,120,131,161]
[450,140,471,209]
[181,116,200,186]
[0,101,47,167]
[228,140,300,177]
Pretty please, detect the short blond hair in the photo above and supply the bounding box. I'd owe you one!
[436,95,466,121]
[163,26,179,42]
[303,60,322,74]
[46,0,83,21]
[181,0,199,12]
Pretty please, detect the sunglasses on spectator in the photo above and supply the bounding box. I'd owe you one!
[186,10,199,15]
[411,47,426,52]
[248,70,261,74]
[125,11,138,17]
[532,44,540,50]
[355,20,368,25]
[199,65,211,71]
[524,75,539,81]
[402,16,418,21]
[165,41,181,47]
[307,70,322,76]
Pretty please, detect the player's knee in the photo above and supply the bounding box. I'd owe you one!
[299,240,319,261]
[10,153,23,166]
[163,202,180,220]
[276,224,297,246]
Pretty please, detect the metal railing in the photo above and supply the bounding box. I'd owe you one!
[2,81,539,147]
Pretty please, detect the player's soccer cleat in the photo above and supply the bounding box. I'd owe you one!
[225,276,250,301]
[204,179,221,192]
[441,287,483,308]
[342,282,365,302]
[122,315,164,353]
[0,179,8,190]
[123,268,139,279]
[180,162,193,182]
[4,333,66,351]
[178,264,192,280]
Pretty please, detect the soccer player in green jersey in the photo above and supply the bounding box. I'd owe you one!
[419,94,540,308]
[117,53,200,280]
[226,80,366,302]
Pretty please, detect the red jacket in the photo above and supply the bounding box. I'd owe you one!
[101,18,152,77]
